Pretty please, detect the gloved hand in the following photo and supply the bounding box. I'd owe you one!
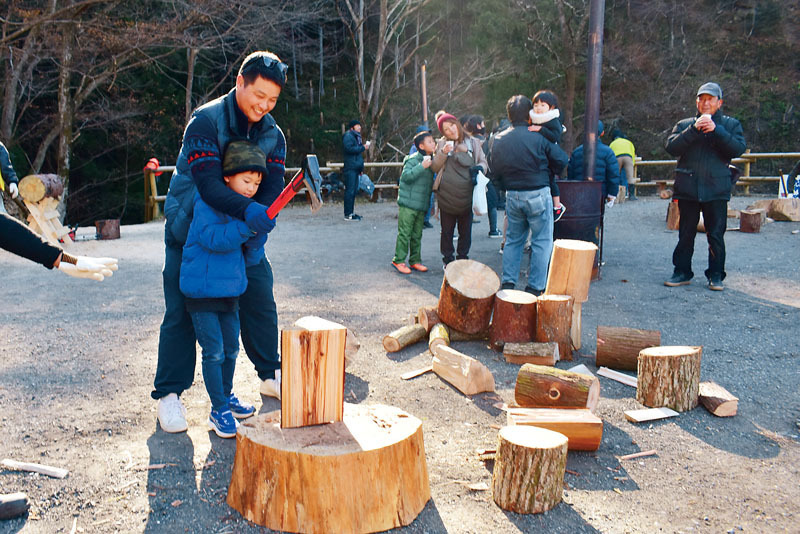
[8,183,19,199]
[605,195,616,209]
[469,165,483,185]
[245,231,269,251]
[58,255,118,282]
[244,202,276,234]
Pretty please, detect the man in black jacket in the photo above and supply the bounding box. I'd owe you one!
[342,119,370,221]
[664,82,746,291]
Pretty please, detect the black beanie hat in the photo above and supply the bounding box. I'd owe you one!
[222,141,267,177]
[348,119,361,129]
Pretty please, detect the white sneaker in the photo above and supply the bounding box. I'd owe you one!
[157,393,188,433]
[260,370,281,399]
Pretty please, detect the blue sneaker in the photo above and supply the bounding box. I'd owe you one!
[208,409,238,438]
[228,394,255,419]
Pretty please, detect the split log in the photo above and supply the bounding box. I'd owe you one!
[17,174,64,203]
[507,407,602,451]
[535,294,574,361]
[1,458,68,479]
[698,381,738,417]
[595,326,661,371]
[492,426,568,514]
[597,367,638,387]
[0,492,29,520]
[281,316,346,428]
[417,306,441,333]
[624,407,679,423]
[503,342,559,366]
[666,201,680,230]
[228,404,430,533]
[570,303,583,351]
[636,345,702,412]
[382,323,426,353]
[545,239,597,303]
[514,364,600,412]
[400,366,433,380]
[739,209,763,233]
[431,344,495,395]
[747,198,800,222]
[428,323,450,354]
[437,259,500,334]
[489,289,537,350]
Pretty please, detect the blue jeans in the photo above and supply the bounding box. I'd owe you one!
[343,167,360,216]
[152,245,279,400]
[503,188,554,290]
[190,310,239,412]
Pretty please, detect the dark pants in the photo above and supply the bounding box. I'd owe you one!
[152,245,279,400]
[486,181,499,233]
[423,193,435,224]
[189,310,239,412]
[440,208,473,264]
[672,198,727,281]
[343,167,360,216]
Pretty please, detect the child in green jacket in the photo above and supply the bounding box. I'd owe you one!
[392,131,436,274]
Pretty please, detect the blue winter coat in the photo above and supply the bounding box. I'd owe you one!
[180,194,254,299]
[342,129,366,171]
[567,142,621,198]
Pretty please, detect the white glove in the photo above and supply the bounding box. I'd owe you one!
[8,182,18,199]
[605,195,616,209]
[58,255,119,282]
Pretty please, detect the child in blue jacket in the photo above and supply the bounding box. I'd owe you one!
[180,141,269,438]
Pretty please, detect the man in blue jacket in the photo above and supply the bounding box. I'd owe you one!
[0,141,20,214]
[155,51,288,433]
[663,82,746,291]
[342,119,370,220]
[566,120,621,207]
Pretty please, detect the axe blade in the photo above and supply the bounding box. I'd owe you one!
[302,155,324,214]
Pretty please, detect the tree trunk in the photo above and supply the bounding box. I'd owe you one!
[507,407,602,451]
[489,289,537,350]
[184,47,198,124]
[437,259,500,334]
[56,19,76,186]
[382,323,427,353]
[596,326,661,371]
[636,345,702,412]
[515,363,600,411]
[503,342,559,366]
[535,294,574,361]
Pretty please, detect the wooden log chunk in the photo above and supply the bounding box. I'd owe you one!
[698,381,738,417]
[571,302,583,351]
[431,344,495,395]
[535,294,574,361]
[382,323,426,353]
[491,426,568,514]
[228,404,430,533]
[428,322,450,354]
[747,198,800,222]
[489,289,537,350]
[636,345,702,412]
[545,239,597,303]
[0,492,29,520]
[666,200,680,230]
[507,407,602,451]
[739,209,763,233]
[95,219,120,240]
[437,259,500,334]
[18,174,64,203]
[281,316,347,428]
[596,326,662,371]
[503,342,559,366]
[514,363,600,411]
[417,306,441,333]
[449,327,489,342]
[1,458,68,479]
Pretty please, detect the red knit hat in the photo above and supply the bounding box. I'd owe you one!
[436,112,458,134]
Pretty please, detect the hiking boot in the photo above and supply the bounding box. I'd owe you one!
[207,409,238,438]
[228,394,255,419]
[260,370,281,399]
[410,263,428,272]
[392,261,411,274]
[707,275,724,291]
[157,393,188,433]
[488,230,502,238]
[553,204,567,222]
[664,272,692,287]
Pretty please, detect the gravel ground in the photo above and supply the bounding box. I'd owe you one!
[0,194,798,534]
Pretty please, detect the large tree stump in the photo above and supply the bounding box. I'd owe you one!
[431,344,495,395]
[515,363,599,411]
[438,259,500,334]
[545,239,596,350]
[503,342,559,366]
[281,316,346,429]
[428,322,450,354]
[489,289,537,350]
[739,209,763,233]
[636,345,702,412]
[417,306,441,333]
[666,200,680,230]
[698,381,738,417]
[228,404,430,533]
[595,326,661,371]
[507,407,603,451]
[535,294,574,361]
[382,323,426,353]
[18,174,64,203]
[492,426,568,514]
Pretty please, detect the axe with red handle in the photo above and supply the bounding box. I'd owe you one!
[266,154,323,219]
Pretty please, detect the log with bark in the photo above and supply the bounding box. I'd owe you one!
[666,200,680,230]
[228,404,430,533]
[489,289,537,350]
[514,363,600,411]
[428,322,450,354]
[492,426,568,514]
[417,306,441,333]
[595,326,661,371]
[507,407,602,451]
[535,294,574,361]
[739,209,763,233]
[431,344,495,396]
[448,327,490,342]
[437,259,500,334]
[503,341,559,366]
[382,323,427,353]
[698,381,738,417]
[17,174,64,203]
[0,492,29,520]
[636,345,702,412]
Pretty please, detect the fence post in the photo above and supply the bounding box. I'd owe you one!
[743,149,752,195]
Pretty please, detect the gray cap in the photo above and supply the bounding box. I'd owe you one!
[697,82,722,99]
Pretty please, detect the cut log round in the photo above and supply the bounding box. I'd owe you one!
[666,200,680,230]
[95,219,120,240]
[0,492,29,520]
[515,363,600,411]
[431,344,495,396]
[17,174,64,203]
[489,289,537,350]
[417,306,441,333]
[636,345,702,412]
[492,426,568,514]
[544,239,597,303]
[503,341,559,366]
[739,209,763,233]
[535,294,574,361]
[382,323,426,353]
[595,326,661,371]
[437,259,500,334]
[428,322,450,354]
[228,404,430,533]
[698,381,738,417]
[507,407,603,451]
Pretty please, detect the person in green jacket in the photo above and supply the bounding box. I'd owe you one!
[392,130,436,274]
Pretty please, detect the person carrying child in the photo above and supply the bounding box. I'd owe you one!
[392,130,436,274]
[529,90,567,221]
[179,141,266,438]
